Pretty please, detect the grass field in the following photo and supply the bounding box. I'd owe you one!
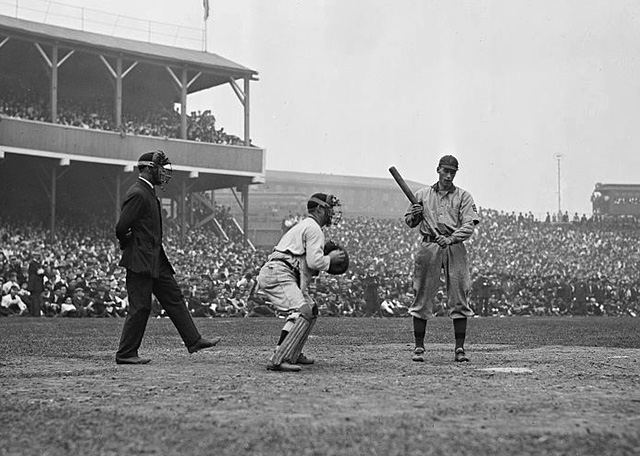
[1,316,640,456]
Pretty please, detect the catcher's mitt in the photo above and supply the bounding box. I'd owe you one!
[324,241,349,275]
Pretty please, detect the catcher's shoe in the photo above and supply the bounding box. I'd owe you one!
[454,348,470,362]
[266,361,302,372]
[412,347,425,362]
[295,353,315,365]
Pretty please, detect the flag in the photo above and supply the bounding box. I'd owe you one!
[203,0,210,21]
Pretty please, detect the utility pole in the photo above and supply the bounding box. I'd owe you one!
[555,153,563,217]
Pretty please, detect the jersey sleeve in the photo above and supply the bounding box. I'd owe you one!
[304,224,330,272]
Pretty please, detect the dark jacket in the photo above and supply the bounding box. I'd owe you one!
[115,179,174,278]
[27,260,45,294]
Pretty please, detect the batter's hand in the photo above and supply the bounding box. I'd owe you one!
[436,234,452,248]
[410,203,423,220]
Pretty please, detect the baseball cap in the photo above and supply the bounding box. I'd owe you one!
[308,193,331,210]
[438,155,459,171]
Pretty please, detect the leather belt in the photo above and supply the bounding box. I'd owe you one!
[422,235,438,243]
[269,258,301,285]
[271,258,297,271]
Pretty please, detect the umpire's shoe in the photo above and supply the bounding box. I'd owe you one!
[454,348,470,362]
[116,356,151,365]
[188,336,221,354]
[412,347,425,362]
[266,361,302,372]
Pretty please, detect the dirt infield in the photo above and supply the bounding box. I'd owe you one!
[1,317,640,456]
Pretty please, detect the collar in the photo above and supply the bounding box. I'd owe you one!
[308,213,323,227]
[431,182,456,193]
[138,177,154,189]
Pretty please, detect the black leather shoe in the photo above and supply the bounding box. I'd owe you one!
[188,336,221,354]
[116,356,151,365]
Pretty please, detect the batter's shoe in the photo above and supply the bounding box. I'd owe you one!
[412,347,425,362]
[454,348,469,362]
[266,361,302,372]
[295,353,315,365]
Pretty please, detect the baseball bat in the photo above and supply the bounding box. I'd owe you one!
[388,166,418,205]
[389,166,442,235]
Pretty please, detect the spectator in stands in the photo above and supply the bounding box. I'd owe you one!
[1,284,28,316]
[27,251,45,317]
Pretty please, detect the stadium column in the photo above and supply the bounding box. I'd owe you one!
[180,68,188,140]
[116,56,122,129]
[241,184,249,246]
[181,178,187,247]
[51,44,57,123]
[244,76,250,146]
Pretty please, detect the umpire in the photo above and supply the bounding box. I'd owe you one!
[114,150,220,365]
[405,155,479,363]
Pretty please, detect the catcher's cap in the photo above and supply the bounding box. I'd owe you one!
[307,193,338,210]
[438,155,459,171]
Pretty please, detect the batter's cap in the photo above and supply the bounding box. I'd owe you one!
[438,155,459,171]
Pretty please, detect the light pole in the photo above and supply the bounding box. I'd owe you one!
[555,153,563,218]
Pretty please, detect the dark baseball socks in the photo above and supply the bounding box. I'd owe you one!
[454,317,467,350]
[413,316,427,349]
[414,316,467,350]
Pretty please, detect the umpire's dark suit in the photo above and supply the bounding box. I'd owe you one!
[115,178,201,359]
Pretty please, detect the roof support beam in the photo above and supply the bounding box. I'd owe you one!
[99,55,138,129]
[166,66,202,140]
[34,43,75,124]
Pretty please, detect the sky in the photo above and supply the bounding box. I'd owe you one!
[8,0,640,217]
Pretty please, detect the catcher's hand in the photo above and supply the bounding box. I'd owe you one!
[324,241,350,275]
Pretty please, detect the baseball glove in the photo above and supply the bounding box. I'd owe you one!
[324,241,349,275]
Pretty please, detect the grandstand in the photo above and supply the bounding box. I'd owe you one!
[0,13,264,245]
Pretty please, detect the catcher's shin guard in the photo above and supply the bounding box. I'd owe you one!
[271,315,315,366]
[286,316,316,364]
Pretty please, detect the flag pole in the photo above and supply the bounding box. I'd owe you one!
[203,0,210,52]
[204,19,208,52]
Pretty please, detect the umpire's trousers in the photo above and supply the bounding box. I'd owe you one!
[117,260,201,358]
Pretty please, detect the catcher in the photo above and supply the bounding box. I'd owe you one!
[257,193,348,372]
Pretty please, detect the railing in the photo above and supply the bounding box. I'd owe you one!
[0,0,205,50]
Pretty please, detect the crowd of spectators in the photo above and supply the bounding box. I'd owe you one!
[0,89,245,145]
[2,207,640,320]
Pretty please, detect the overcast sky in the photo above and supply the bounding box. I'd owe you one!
[8,0,640,217]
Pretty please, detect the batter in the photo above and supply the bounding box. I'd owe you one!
[404,155,480,362]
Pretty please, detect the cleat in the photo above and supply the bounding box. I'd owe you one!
[266,361,302,372]
[295,353,315,365]
[454,348,469,362]
[412,347,425,362]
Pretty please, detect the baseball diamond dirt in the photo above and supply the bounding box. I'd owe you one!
[1,316,640,456]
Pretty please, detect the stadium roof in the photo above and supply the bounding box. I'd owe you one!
[0,14,257,83]
[266,169,425,189]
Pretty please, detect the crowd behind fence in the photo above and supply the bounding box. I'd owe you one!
[2,208,639,319]
[0,89,245,145]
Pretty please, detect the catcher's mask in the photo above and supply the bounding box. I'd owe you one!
[308,193,342,226]
[138,150,172,190]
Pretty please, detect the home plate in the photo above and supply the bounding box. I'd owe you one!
[479,367,533,374]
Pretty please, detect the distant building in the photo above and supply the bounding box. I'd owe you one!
[215,169,426,247]
[592,183,640,217]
